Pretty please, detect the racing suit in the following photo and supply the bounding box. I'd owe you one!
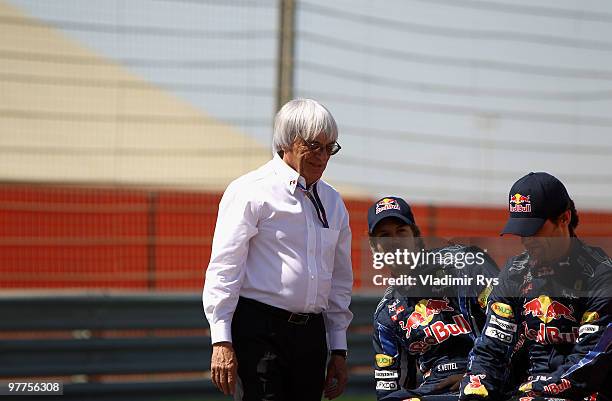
[459,239,612,401]
[373,244,500,400]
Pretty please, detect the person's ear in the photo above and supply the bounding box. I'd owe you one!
[281,144,294,161]
[369,237,386,254]
[559,210,571,226]
[368,237,378,253]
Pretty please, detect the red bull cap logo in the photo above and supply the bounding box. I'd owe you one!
[376,198,401,214]
[509,193,531,213]
[523,295,576,324]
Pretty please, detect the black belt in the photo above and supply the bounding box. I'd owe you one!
[238,297,322,325]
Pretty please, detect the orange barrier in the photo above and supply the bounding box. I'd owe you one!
[1,184,610,291]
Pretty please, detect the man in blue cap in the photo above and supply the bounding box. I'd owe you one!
[460,172,612,401]
[368,196,501,401]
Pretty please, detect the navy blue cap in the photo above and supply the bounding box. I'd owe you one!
[368,196,416,234]
[501,172,571,236]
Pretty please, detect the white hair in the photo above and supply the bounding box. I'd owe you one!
[272,98,338,155]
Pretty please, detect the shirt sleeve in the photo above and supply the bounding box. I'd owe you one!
[202,181,260,344]
[323,202,354,350]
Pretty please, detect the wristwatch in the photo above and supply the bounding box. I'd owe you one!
[330,349,348,359]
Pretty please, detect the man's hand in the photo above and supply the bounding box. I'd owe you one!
[434,373,464,392]
[211,342,238,395]
[324,354,348,400]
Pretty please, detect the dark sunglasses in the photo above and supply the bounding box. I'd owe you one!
[302,140,341,156]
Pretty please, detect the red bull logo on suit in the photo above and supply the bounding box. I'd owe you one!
[523,295,576,324]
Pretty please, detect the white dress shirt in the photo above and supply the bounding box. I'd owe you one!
[203,154,353,350]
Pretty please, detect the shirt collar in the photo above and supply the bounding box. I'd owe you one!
[272,153,308,195]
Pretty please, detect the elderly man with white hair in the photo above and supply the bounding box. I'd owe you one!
[203,99,353,400]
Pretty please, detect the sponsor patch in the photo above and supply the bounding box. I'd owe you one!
[478,286,492,309]
[543,379,571,395]
[387,299,400,312]
[519,381,533,392]
[463,374,488,397]
[491,302,514,318]
[523,296,576,323]
[375,381,398,391]
[581,311,600,324]
[485,326,513,343]
[489,315,518,332]
[390,305,405,322]
[527,375,552,381]
[579,324,599,336]
[376,198,401,214]
[398,298,454,338]
[523,322,579,345]
[374,370,399,379]
[509,193,531,213]
[436,362,458,372]
[375,354,394,368]
[406,314,472,354]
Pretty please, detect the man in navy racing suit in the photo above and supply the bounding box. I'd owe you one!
[368,196,502,401]
[459,172,612,401]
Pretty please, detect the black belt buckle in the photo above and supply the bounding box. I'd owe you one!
[288,313,310,325]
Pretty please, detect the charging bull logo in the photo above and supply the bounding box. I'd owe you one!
[523,296,576,323]
[376,198,401,214]
[509,193,531,213]
[398,298,454,337]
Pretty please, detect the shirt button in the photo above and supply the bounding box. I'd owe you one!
[311,275,315,280]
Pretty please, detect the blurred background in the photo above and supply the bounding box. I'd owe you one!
[1,0,612,399]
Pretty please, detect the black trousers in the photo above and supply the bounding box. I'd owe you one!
[232,297,328,401]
